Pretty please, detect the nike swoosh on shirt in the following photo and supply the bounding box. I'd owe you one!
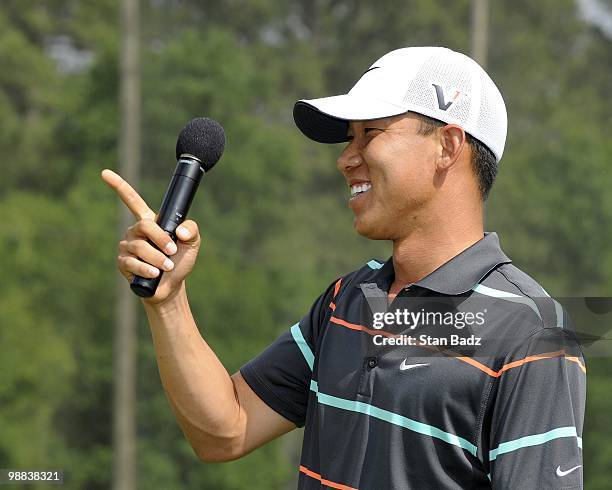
[556,465,581,477]
[399,360,429,371]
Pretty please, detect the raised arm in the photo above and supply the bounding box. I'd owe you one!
[101,169,295,462]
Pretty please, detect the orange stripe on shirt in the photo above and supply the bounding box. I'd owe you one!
[329,278,343,311]
[448,349,586,376]
[564,354,587,373]
[333,278,343,298]
[330,316,397,338]
[454,356,500,377]
[497,350,587,375]
[299,465,358,490]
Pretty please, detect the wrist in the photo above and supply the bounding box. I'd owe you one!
[142,282,188,319]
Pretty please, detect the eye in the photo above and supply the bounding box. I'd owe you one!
[345,128,382,145]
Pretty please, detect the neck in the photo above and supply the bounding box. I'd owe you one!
[391,201,484,290]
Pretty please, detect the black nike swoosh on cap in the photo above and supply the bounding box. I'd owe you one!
[361,66,381,76]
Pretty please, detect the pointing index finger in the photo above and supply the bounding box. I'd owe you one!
[101,169,156,220]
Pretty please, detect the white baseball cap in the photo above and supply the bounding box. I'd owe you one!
[293,46,507,162]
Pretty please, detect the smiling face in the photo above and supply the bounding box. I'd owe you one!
[336,113,443,240]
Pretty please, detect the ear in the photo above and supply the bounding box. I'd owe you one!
[436,125,467,171]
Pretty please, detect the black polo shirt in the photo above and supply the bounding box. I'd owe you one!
[240,232,586,489]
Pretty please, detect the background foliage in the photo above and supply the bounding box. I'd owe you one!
[0,0,610,488]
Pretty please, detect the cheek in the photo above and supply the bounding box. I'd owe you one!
[383,155,436,203]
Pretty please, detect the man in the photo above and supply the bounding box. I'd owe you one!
[102,47,585,489]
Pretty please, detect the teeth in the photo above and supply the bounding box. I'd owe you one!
[350,182,372,197]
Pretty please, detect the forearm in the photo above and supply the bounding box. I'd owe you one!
[143,283,243,461]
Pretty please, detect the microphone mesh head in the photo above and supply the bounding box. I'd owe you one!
[175,117,226,170]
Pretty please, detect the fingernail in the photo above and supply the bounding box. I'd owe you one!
[148,266,160,277]
[166,241,177,254]
[163,258,174,271]
[177,226,189,239]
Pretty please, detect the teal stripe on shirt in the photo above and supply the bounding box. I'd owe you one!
[290,323,314,370]
[367,260,383,269]
[489,426,581,461]
[309,380,477,456]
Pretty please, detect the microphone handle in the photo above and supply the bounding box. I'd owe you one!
[130,156,204,298]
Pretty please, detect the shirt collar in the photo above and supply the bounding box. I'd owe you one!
[364,232,512,296]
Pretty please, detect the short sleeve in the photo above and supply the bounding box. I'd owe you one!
[239,279,338,427]
[487,328,586,489]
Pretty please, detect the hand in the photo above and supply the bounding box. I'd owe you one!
[101,169,201,305]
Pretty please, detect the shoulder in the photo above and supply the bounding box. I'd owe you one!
[476,262,562,331]
[303,259,386,339]
[314,258,386,312]
[486,263,550,298]
[310,258,385,307]
[475,263,583,361]
[332,258,386,294]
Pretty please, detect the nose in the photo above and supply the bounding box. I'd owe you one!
[336,139,364,173]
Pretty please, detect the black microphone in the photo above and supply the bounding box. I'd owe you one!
[130,117,226,298]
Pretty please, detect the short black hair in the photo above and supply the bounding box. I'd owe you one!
[413,113,498,201]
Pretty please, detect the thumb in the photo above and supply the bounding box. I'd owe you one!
[175,220,200,245]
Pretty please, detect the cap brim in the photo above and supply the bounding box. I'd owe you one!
[293,94,408,144]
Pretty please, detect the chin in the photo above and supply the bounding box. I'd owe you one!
[353,215,391,240]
